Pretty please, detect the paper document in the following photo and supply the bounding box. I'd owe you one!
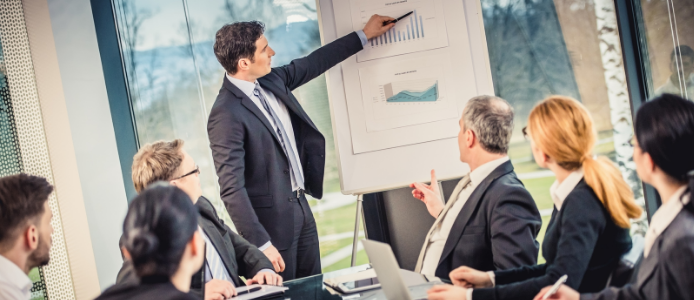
[227,284,288,300]
[350,0,449,62]
[358,56,456,132]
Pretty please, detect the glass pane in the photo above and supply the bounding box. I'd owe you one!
[0,32,47,300]
[638,0,694,101]
[481,0,647,262]
[112,0,236,229]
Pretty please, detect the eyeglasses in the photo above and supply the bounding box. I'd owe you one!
[522,126,529,141]
[173,165,200,180]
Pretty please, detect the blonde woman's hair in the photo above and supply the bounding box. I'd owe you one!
[527,96,642,228]
[132,139,185,193]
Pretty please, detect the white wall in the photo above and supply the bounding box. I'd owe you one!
[45,0,128,291]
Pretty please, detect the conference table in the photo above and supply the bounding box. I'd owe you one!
[273,264,376,300]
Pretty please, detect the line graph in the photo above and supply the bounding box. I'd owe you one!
[384,81,439,102]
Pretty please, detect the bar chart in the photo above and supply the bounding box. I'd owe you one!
[369,10,426,47]
[350,0,449,62]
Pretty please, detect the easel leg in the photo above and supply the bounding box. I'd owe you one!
[351,194,363,266]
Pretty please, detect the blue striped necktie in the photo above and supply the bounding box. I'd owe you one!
[253,83,305,189]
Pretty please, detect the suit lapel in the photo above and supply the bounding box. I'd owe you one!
[415,175,471,272]
[437,161,515,267]
[258,77,318,131]
[636,233,660,286]
[197,198,241,285]
[222,75,286,153]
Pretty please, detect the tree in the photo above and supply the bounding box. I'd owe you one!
[593,0,646,235]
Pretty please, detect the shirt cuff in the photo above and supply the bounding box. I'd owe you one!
[487,271,496,286]
[258,241,272,251]
[355,30,368,46]
[258,269,276,274]
[466,288,473,300]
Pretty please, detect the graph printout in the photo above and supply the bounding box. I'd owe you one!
[350,0,449,62]
[358,57,456,132]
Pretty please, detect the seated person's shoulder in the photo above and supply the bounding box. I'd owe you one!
[489,173,534,200]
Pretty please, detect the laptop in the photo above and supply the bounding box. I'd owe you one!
[361,240,442,300]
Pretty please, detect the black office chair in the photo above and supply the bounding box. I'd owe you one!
[606,233,644,287]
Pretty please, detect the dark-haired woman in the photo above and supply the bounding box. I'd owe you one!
[535,93,694,300]
[96,184,204,300]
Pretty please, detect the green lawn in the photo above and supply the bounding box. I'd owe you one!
[28,268,45,300]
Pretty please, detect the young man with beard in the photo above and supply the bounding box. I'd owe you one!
[0,174,54,300]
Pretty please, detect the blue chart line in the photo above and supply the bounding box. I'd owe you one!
[385,82,439,103]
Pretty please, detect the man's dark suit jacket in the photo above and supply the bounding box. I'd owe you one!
[433,161,542,279]
[116,197,273,299]
[207,32,364,249]
[581,197,693,300]
[472,180,632,300]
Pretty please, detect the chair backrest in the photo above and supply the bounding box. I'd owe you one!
[607,234,645,287]
[377,178,461,270]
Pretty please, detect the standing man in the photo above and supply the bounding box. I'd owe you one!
[0,174,55,300]
[208,16,395,280]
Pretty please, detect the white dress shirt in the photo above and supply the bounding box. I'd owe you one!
[0,255,32,300]
[550,168,584,211]
[420,156,511,277]
[644,184,689,257]
[226,75,305,193]
[471,169,584,300]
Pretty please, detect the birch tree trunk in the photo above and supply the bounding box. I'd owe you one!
[593,0,647,235]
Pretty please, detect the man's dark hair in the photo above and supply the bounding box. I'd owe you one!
[671,45,694,61]
[213,21,265,74]
[635,93,693,182]
[123,183,198,277]
[0,174,53,250]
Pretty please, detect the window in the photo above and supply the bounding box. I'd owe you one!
[112,0,366,272]
[0,33,48,300]
[637,0,694,101]
[480,0,647,262]
[110,0,668,271]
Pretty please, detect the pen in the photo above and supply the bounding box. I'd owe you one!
[542,275,568,300]
[382,11,414,26]
[236,286,262,296]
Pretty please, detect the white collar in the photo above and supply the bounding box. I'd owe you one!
[644,185,689,257]
[468,156,510,187]
[226,74,258,99]
[549,169,584,210]
[0,254,32,295]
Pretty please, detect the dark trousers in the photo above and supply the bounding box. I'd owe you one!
[278,193,321,280]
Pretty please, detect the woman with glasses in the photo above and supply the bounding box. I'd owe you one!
[427,95,641,300]
[534,93,694,300]
[96,184,203,300]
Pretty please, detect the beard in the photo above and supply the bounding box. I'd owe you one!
[28,235,51,268]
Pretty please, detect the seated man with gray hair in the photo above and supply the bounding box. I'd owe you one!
[410,95,542,280]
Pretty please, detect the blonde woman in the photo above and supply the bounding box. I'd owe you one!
[427,96,642,300]
[535,94,694,300]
